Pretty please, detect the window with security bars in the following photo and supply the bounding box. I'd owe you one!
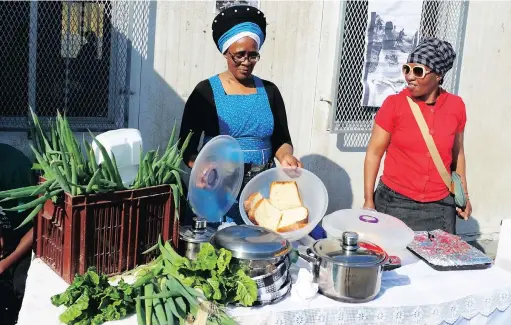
[0,1,130,131]
[331,0,468,133]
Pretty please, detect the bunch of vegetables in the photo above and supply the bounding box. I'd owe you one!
[139,239,257,309]
[51,268,137,325]
[51,240,252,325]
[0,109,191,229]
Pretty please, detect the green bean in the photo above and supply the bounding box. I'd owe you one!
[110,153,125,189]
[145,283,154,325]
[71,158,78,196]
[170,185,180,220]
[153,297,167,325]
[166,121,177,153]
[165,298,181,321]
[29,107,52,153]
[30,179,56,196]
[3,189,61,212]
[86,169,102,194]
[0,186,41,199]
[146,160,156,187]
[54,166,71,194]
[151,313,159,325]
[89,148,99,174]
[136,294,145,325]
[173,297,188,319]
[30,145,54,179]
[166,276,198,307]
[57,136,72,183]
[51,125,59,152]
[14,204,43,230]
[163,299,175,325]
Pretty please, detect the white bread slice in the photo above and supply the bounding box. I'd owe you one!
[277,206,309,233]
[245,192,264,223]
[252,199,282,231]
[269,181,303,210]
[244,192,263,213]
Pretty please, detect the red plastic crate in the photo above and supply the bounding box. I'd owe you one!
[35,184,179,284]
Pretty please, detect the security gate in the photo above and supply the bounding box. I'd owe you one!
[0,0,133,131]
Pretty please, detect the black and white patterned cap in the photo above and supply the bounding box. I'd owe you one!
[407,37,456,76]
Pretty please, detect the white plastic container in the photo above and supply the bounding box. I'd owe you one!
[92,129,142,187]
[239,167,329,242]
[322,208,415,256]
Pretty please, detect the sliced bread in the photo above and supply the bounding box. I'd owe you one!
[277,206,309,233]
[252,198,282,232]
[244,192,263,213]
[269,181,303,210]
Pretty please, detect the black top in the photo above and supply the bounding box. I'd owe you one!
[0,144,36,255]
[178,78,293,166]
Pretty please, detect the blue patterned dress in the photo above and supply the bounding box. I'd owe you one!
[204,74,274,224]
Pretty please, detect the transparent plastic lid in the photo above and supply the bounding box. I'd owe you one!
[322,209,415,253]
[188,136,244,223]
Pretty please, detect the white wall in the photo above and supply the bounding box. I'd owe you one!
[136,0,510,241]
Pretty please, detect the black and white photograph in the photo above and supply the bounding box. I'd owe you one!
[214,0,260,14]
[361,0,424,107]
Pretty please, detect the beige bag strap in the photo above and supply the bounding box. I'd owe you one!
[406,96,452,189]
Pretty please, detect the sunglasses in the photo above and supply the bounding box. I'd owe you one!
[402,64,433,79]
[228,51,260,64]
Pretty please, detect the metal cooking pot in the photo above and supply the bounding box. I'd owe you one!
[298,231,401,303]
[179,217,215,260]
[210,224,291,277]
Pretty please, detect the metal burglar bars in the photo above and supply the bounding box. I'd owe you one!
[0,1,130,131]
[330,0,469,133]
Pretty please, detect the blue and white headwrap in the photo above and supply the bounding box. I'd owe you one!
[212,5,267,53]
[218,22,265,53]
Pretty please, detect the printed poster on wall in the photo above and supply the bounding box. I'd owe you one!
[214,0,260,14]
[361,0,424,107]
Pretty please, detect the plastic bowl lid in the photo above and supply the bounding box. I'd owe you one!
[188,136,244,222]
[322,208,415,253]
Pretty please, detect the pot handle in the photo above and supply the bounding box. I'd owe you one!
[297,246,320,281]
[383,255,402,271]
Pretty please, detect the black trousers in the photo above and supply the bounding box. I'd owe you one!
[0,252,32,325]
[374,180,457,234]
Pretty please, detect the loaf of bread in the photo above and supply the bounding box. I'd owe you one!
[243,181,309,233]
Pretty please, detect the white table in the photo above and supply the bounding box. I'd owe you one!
[18,251,511,325]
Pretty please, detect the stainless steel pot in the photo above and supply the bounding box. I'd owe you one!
[210,224,291,277]
[298,231,401,303]
[179,217,216,260]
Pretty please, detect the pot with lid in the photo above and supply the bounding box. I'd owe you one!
[298,231,401,303]
[179,217,216,260]
[210,224,291,277]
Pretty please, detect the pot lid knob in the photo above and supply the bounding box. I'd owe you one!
[342,231,359,251]
[193,217,207,232]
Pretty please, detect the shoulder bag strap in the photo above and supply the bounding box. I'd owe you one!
[406,96,452,189]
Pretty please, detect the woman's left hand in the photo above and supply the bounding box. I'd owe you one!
[280,154,303,168]
[457,200,472,220]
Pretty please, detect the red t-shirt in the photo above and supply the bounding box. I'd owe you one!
[374,88,467,202]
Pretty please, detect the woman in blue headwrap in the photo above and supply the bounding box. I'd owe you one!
[179,5,301,225]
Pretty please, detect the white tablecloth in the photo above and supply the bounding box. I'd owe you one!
[18,251,511,325]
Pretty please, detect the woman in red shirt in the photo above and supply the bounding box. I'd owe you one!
[363,37,471,233]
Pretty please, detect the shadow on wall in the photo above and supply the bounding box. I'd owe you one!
[336,132,371,152]
[132,1,187,154]
[300,154,353,214]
